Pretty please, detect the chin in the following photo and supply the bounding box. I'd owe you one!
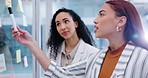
[95,35,103,38]
[95,34,99,38]
[63,36,71,39]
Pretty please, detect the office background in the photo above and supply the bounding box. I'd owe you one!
[0,0,148,78]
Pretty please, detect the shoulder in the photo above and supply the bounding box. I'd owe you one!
[84,43,99,51]
[78,39,99,58]
[135,46,148,58]
[127,43,148,66]
[126,42,148,53]
[134,45,148,61]
[130,43,148,54]
[80,39,99,53]
[83,44,99,59]
[127,43,148,77]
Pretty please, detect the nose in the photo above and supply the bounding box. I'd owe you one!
[94,20,97,24]
[61,24,66,30]
[94,17,98,24]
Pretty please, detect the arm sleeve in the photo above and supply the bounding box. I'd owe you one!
[141,49,148,78]
[44,60,87,78]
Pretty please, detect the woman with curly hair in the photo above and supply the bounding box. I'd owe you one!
[46,8,98,67]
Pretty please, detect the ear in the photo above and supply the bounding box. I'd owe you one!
[74,21,78,28]
[118,16,127,27]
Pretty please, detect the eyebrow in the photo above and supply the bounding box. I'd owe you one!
[99,10,107,14]
[55,18,69,23]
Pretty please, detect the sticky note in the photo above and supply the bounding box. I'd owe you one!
[25,0,28,5]
[16,49,21,63]
[0,54,6,72]
[23,15,28,26]
[6,0,12,7]
[23,56,28,67]
[17,0,24,13]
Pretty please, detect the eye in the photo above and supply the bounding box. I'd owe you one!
[64,20,69,24]
[56,23,60,26]
[99,12,105,17]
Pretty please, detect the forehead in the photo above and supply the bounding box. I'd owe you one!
[100,3,115,14]
[55,12,72,21]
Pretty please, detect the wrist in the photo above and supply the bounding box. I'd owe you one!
[28,40,38,49]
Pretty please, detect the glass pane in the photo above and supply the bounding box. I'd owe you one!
[0,0,33,78]
[40,0,48,77]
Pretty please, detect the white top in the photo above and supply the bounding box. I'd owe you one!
[60,40,80,66]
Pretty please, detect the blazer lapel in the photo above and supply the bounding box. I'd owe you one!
[111,43,135,77]
[56,41,65,66]
[72,39,85,64]
[93,48,108,78]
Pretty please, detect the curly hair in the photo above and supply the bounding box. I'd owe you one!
[47,8,96,59]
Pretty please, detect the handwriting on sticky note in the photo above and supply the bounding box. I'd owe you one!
[0,54,6,72]
[16,49,21,63]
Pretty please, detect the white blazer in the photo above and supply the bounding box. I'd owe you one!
[53,39,99,66]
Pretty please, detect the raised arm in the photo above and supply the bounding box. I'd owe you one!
[11,27,88,77]
[12,27,50,71]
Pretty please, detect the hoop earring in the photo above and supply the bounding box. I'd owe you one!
[116,26,121,32]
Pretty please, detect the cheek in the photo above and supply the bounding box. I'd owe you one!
[101,18,116,30]
[101,23,115,34]
[56,27,61,34]
[96,22,115,38]
[69,28,76,35]
[69,24,76,32]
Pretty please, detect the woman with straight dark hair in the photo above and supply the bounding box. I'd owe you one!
[12,0,148,78]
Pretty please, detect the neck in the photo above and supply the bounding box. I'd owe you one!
[108,33,126,51]
[65,36,79,53]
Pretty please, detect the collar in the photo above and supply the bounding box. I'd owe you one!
[94,42,136,77]
[61,39,81,59]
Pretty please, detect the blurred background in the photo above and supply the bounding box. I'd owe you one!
[0,0,148,78]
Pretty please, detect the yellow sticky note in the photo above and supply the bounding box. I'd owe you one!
[16,49,21,63]
[5,0,12,7]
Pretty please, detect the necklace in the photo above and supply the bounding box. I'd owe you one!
[65,49,71,66]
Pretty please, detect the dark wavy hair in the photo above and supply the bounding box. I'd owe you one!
[47,8,96,59]
[106,0,148,50]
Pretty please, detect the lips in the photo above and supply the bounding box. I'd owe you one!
[61,31,68,36]
[94,25,99,33]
